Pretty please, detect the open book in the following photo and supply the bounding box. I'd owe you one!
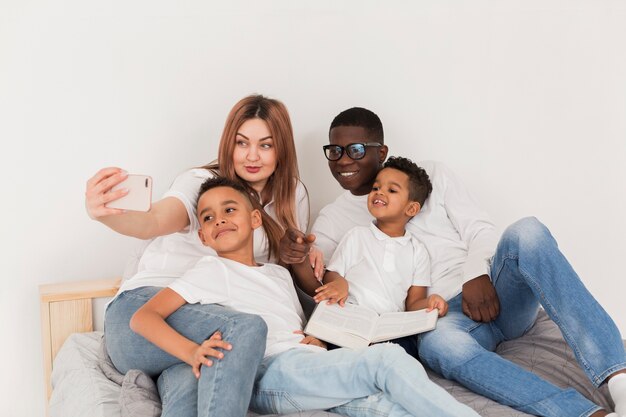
[304,302,438,350]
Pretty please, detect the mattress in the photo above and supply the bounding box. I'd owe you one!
[49,310,618,417]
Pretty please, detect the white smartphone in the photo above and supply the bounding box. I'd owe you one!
[105,174,152,212]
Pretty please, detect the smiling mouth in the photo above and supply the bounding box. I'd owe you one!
[372,199,387,206]
[214,228,236,239]
[337,171,357,178]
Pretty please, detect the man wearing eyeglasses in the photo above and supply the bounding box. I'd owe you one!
[289,107,499,316]
[322,139,386,196]
[280,107,626,417]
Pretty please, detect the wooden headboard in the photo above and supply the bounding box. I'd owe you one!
[39,277,121,403]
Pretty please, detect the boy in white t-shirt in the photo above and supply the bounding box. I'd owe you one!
[310,156,448,326]
[130,176,480,417]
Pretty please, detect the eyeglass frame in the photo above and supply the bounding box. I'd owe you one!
[322,142,383,161]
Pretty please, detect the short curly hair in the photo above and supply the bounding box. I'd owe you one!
[329,107,384,143]
[198,176,251,205]
[382,156,432,206]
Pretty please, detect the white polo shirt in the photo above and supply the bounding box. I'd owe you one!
[312,161,499,302]
[169,256,324,358]
[117,168,310,296]
[326,223,431,314]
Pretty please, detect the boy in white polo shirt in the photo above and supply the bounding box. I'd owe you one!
[130,176,480,417]
[312,157,448,337]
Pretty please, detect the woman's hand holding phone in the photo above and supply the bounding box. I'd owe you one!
[104,174,152,212]
[86,167,153,216]
[87,167,190,240]
[86,167,131,219]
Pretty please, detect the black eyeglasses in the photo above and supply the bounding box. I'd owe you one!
[323,142,382,161]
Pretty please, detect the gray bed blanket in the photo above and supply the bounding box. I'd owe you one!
[93,309,618,417]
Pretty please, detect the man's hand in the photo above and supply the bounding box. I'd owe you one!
[279,228,316,265]
[462,274,500,322]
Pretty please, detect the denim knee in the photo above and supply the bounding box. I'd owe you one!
[221,313,267,361]
[365,343,419,370]
[419,329,482,377]
[225,313,267,342]
[500,217,553,254]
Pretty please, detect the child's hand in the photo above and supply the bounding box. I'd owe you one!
[294,330,327,349]
[426,294,448,317]
[188,331,232,379]
[314,277,349,306]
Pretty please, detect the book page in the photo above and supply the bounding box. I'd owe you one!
[308,303,379,340]
[303,320,371,350]
[372,309,438,342]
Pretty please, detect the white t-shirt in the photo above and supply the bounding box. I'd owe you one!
[169,256,324,358]
[312,161,499,302]
[326,223,431,314]
[117,168,310,295]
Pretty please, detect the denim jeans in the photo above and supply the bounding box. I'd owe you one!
[250,343,480,417]
[418,217,626,417]
[105,286,268,417]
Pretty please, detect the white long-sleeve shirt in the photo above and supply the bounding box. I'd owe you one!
[312,161,499,301]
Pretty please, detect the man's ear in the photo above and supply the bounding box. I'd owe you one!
[198,229,207,245]
[405,201,421,217]
[379,144,389,164]
[251,209,262,229]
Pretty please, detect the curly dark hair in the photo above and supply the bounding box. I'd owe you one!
[382,156,432,206]
[198,176,250,202]
[329,107,384,143]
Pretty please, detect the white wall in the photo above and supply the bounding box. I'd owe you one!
[2,1,625,415]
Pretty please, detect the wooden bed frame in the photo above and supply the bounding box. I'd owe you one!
[39,277,122,405]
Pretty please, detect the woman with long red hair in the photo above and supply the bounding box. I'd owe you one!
[85,94,308,417]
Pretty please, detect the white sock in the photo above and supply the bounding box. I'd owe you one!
[609,373,626,415]
[606,413,618,417]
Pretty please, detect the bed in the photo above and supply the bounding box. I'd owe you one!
[40,277,620,417]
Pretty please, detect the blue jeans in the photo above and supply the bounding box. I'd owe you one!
[105,286,268,417]
[250,343,480,417]
[418,217,626,417]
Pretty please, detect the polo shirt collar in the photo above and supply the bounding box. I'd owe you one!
[369,222,412,245]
